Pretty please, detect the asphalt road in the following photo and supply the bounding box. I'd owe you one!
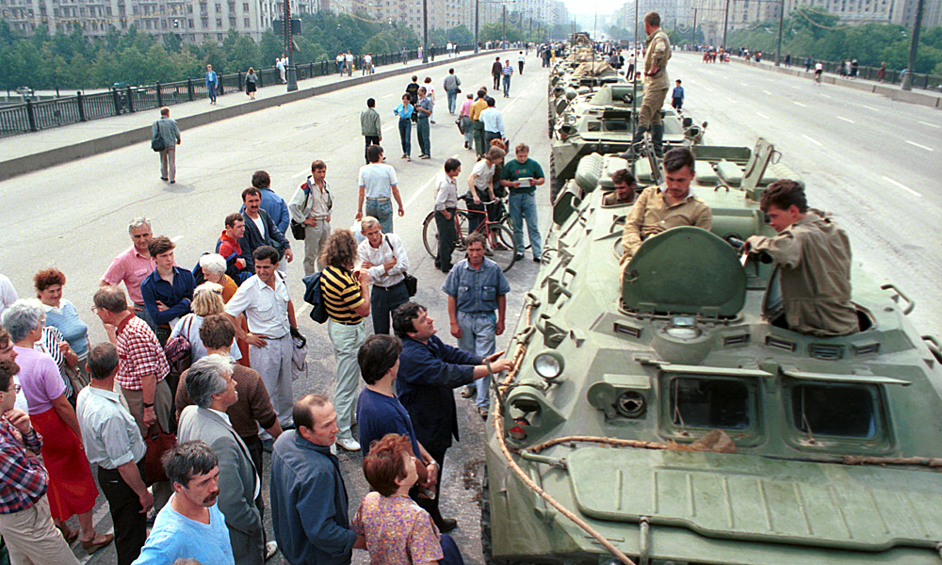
[669,52,942,338]
[0,51,552,565]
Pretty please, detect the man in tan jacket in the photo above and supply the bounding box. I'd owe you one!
[631,11,671,157]
[746,180,858,337]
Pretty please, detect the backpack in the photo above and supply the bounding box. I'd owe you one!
[302,271,328,324]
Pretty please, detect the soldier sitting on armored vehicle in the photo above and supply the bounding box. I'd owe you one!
[746,180,859,337]
[620,147,712,265]
[603,168,637,206]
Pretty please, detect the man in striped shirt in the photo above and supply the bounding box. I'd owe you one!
[320,230,371,452]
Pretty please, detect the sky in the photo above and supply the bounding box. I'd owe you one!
[563,0,625,17]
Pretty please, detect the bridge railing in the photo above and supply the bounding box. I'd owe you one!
[0,44,476,138]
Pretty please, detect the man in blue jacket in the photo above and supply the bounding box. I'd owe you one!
[392,302,512,532]
[140,236,194,346]
[270,395,364,565]
[239,187,293,273]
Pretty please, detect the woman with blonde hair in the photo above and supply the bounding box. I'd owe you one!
[198,253,249,365]
[169,282,242,363]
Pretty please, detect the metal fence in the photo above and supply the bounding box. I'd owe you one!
[0,44,475,138]
[815,60,942,92]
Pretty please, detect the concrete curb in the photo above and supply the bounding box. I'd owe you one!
[0,50,509,182]
[732,58,942,111]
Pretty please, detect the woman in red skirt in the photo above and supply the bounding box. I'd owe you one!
[2,300,114,555]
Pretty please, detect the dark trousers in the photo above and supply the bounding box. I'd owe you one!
[484,130,502,147]
[364,135,380,164]
[98,462,147,565]
[416,117,430,156]
[518,61,524,74]
[245,436,269,546]
[472,120,486,156]
[435,209,457,271]
[370,281,410,334]
[413,447,447,527]
[492,73,501,90]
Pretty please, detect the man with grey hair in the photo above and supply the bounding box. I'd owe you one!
[358,216,410,335]
[77,342,151,565]
[133,441,235,565]
[101,217,157,330]
[177,356,267,565]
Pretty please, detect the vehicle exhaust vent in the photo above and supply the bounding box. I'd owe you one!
[809,343,844,360]
[613,321,642,339]
[723,333,750,347]
[765,335,797,352]
[852,342,880,356]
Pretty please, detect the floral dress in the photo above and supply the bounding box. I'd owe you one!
[352,492,444,564]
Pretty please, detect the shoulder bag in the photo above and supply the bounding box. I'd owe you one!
[290,184,310,240]
[151,121,166,152]
[386,237,417,297]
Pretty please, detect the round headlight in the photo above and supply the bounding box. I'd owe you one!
[666,326,701,340]
[533,351,564,380]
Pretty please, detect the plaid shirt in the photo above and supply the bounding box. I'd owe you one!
[115,315,170,390]
[0,418,46,514]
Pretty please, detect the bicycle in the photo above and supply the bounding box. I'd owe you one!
[423,195,518,272]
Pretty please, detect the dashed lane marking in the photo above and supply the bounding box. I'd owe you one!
[793,101,807,107]
[762,90,772,95]
[836,116,855,123]
[882,175,922,197]
[906,140,934,152]
[919,121,940,129]
[801,134,822,146]
[756,112,770,119]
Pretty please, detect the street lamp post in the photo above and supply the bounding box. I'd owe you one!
[902,0,924,91]
[775,0,784,66]
[284,0,297,91]
[422,0,428,63]
[474,0,479,53]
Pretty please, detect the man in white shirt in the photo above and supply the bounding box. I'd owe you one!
[223,246,298,432]
[480,98,505,148]
[357,218,411,335]
[77,342,152,565]
[356,145,405,234]
[288,160,332,276]
[433,159,462,273]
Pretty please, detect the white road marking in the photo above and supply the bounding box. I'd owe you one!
[836,116,855,123]
[819,93,831,99]
[801,134,822,146]
[740,82,749,86]
[292,169,308,179]
[170,235,184,243]
[727,97,736,103]
[906,140,934,152]
[793,101,807,107]
[881,175,922,197]
[919,121,941,129]
[763,90,772,95]
[381,93,396,99]
[703,86,715,92]
[860,104,879,111]
[756,112,770,120]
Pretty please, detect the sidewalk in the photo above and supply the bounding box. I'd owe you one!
[0,50,506,182]
[731,57,942,110]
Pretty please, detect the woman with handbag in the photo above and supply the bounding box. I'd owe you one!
[169,283,242,364]
[34,268,90,401]
[0,300,114,554]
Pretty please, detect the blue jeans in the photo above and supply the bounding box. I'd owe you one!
[208,84,217,103]
[416,117,430,156]
[446,90,458,114]
[502,75,511,97]
[398,119,412,156]
[457,310,496,409]
[509,191,542,258]
[366,198,393,234]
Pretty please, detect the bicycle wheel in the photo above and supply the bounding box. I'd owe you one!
[422,212,438,258]
[500,208,530,250]
[488,225,517,272]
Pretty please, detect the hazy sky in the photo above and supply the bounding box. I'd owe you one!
[563,0,625,16]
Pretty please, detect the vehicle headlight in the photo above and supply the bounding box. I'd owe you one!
[533,351,564,381]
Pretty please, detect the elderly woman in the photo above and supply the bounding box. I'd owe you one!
[34,269,88,393]
[170,282,242,364]
[199,253,249,366]
[353,433,463,565]
[1,300,113,554]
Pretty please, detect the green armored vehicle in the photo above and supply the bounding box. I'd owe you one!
[483,139,942,565]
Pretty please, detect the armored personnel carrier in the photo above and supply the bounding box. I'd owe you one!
[482,138,942,565]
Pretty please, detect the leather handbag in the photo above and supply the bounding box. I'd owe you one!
[385,237,418,297]
[144,424,176,485]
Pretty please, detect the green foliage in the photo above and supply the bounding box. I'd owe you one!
[0,11,432,90]
[729,11,942,74]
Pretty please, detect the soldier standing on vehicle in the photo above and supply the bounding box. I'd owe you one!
[630,12,671,157]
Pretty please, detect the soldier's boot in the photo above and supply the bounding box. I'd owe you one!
[622,125,648,158]
[651,123,665,158]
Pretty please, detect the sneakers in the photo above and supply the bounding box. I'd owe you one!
[478,406,489,420]
[265,541,279,561]
[336,437,361,452]
[460,386,475,399]
[514,253,525,261]
[420,154,431,159]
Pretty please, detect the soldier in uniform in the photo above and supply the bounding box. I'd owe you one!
[631,12,671,157]
[746,180,858,337]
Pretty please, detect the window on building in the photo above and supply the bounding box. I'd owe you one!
[228,1,234,10]
[201,15,208,25]
[229,15,235,25]
[243,16,248,25]
[215,3,220,12]
[216,17,221,25]
[243,2,247,10]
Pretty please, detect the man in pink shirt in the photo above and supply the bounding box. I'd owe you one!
[100,218,156,330]
[458,93,474,150]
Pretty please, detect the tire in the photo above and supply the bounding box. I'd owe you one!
[488,225,517,272]
[422,211,439,258]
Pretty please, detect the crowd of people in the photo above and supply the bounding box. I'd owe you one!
[0,48,555,565]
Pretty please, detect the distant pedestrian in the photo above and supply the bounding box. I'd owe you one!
[671,79,684,111]
[276,57,286,84]
[470,89,488,158]
[245,67,258,100]
[458,94,474,150]
[288,160,333,275]
[394,94,415,162]
[517,51,525,74]
[501,60,513,97]
[152,107,181,183]
[415,87,433,159]
[480,98,505,147]
[405,75,420,105]
[423,77,436,123]
[443,69,461,115]
[433,159,462,273]
[491,57,502,90]
[358,145,404,233]
[361,98,383,164]
[206,64,218,105]
[877,62,886,83]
